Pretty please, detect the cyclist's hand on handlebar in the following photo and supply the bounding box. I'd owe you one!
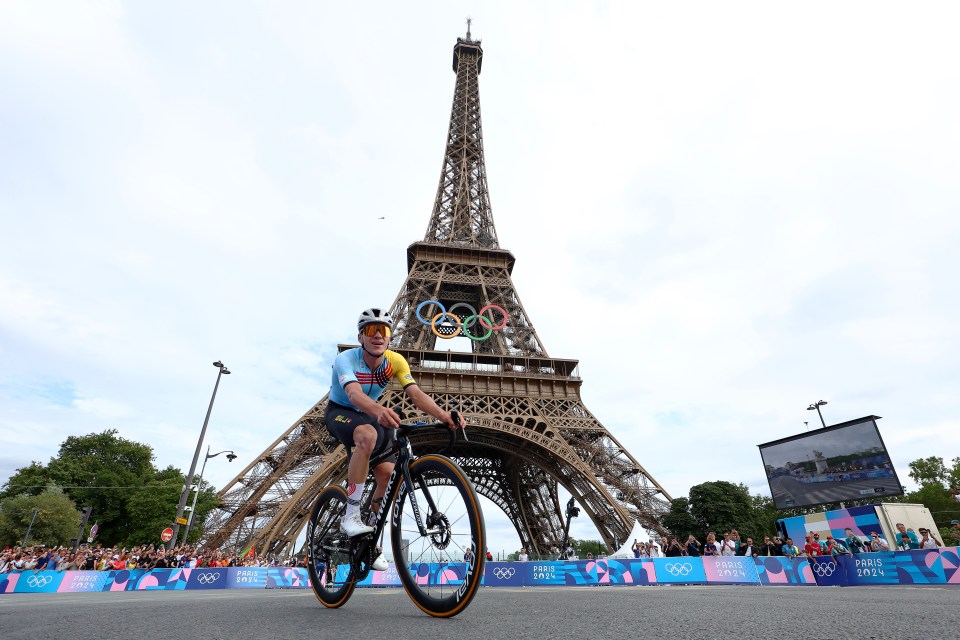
[374,405,402,429]
[443,410,465,431]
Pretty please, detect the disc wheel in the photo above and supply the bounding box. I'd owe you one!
[307,485,356,608]
[390,455,486,617]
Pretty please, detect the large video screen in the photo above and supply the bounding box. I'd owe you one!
[758,416,902,510]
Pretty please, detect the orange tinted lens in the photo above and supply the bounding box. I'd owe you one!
[363,324,391,338]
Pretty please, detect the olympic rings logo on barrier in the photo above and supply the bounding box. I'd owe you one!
[664,563,694,576]
[27,574,54,588]
[197,572,221,585]
[813,561,836,577]
[415,300,508,341]
[492,567,516,579]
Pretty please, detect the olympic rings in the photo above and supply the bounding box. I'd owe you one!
[432,312,462,339]
[415,300,509,341]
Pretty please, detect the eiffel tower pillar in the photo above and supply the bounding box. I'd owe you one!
[203,29,671,557]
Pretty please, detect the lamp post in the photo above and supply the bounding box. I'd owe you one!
[169,361,231,550]
[807,399,828,428]
[181,446,236,545]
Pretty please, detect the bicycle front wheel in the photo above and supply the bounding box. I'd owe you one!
[306,485,356,608]
[390,455,486,617]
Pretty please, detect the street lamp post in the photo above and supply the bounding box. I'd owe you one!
[169,361,231,550]
[181,446,236,545]
[807,399,828,428]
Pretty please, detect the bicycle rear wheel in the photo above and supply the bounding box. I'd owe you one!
[390,455,485,617]
[306,485,356,608]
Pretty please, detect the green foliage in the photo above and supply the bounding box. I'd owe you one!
[569,538,607,557]
[0,430,197,548]
[1,462,53,500]
[0,487,81,547]
[908,456,960,491]
[661,497,700,540]
[688,481,754,535]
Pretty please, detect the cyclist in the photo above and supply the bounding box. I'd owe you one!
[325,307,464,571]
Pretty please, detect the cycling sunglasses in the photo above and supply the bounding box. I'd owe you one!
[361,324,392,338]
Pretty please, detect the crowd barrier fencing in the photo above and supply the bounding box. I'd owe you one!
[3,547,958,594]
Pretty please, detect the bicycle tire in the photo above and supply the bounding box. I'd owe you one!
[306,485,357,608]
[390,455,486,617]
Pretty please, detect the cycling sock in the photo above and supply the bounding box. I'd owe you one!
[346,481,364,517]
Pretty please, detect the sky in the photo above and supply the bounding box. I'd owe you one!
[2,1,959,556]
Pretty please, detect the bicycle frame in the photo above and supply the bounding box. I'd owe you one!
[343,422,458,577]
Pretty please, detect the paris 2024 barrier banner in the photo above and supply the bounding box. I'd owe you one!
[4,548,959,594]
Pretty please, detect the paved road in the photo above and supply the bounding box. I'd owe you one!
[2,585,957,639]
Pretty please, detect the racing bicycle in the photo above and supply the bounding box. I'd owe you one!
[306,410,486,617]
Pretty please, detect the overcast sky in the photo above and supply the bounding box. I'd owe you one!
[2,1,959,555]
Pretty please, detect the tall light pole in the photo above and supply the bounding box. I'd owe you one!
[169,361,231,550]
[181,446,236,544]
[807,399,828,428]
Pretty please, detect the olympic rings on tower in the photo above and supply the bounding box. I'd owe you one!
[415,300,508,341]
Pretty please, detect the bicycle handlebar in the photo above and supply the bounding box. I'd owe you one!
[396,410,466,455]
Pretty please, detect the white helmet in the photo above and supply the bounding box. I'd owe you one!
[357,308,393,332]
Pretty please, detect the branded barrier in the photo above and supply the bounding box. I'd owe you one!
[3,548,959,595]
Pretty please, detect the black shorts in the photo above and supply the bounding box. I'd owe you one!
[324,402,397,464]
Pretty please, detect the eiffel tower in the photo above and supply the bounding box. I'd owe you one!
[204,27,672,556]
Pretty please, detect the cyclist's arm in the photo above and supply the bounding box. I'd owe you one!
[343,383,401,428]
[404,384,463,430]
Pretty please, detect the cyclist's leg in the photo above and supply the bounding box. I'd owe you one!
[325,405,380,529]
[369,460,396,518]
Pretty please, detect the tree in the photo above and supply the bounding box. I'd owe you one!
[661,497,700,540]
[0,487,81,547]
[0,462,53,500]
[688,481,754,536]
[1,430,187,547]
[46,430,156,545]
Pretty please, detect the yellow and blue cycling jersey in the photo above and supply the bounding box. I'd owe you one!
[329,348,416,410]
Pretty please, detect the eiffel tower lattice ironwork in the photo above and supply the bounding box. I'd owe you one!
[203,30,672,556]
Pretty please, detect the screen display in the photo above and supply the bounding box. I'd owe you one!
[758,416,903,509]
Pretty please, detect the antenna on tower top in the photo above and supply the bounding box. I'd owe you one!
[466,17,472,40]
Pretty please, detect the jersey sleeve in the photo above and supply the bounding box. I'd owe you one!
[385,351,417,388]
[332,350,360,389]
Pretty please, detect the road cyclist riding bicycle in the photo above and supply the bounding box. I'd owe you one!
[324,307,465,572]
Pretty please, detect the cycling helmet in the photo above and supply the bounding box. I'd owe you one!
[357,308,393,332]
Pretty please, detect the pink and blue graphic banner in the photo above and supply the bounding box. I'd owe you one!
[4,548,960,595]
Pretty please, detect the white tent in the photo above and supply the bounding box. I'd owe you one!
[608,520,647,558]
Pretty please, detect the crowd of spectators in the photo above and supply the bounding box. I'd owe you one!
[0,543,304,574]
[524,520,960,563]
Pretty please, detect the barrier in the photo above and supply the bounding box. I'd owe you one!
[3,548,959,595]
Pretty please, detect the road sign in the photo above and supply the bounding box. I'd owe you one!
[161,527,174,542]
[176,517,188,525]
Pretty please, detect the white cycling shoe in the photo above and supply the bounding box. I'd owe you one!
[340,512,373,537]
[372,552,388,571]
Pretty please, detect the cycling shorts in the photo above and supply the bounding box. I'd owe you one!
[324,402,397,464]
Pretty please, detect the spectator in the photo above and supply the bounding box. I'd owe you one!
[810,532,828,554]
[685,534,702,557]
[719,532,736,557]
[869,532,890,552]
[825,535,849,555]
[647,541,660,558]
[485,549,493,562]
[951,520,960,544]
[737,537,759,557]
[895,523,919,550]
[918,528,941,549]
[464,545,474,563]
[664,537,683,557]
[631,539,641,558]
[703,532,720,556]
[759,536,779,557]
[781,538,800,557]
[729,529,742,554]
[518,548,529,562]
[844,528,866,554]
[803,535,821,558]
